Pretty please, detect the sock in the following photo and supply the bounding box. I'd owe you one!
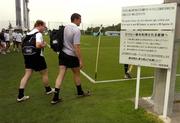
[45,86,52,92]
[124,64,128,74]
[18,88,24,99]
[53,88,60,100]
[76,85,84,95]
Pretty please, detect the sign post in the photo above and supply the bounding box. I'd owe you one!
[135,66,141,109]
[120,3,178,119]
[163,68,172,118]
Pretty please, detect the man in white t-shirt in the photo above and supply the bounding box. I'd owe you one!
[4,30,10,53]
[12,31,17,51]
[17,20,54,102]
[15,30,23,52]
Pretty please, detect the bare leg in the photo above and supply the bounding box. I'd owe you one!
[51,66,67,103]
[17,69,33,101]
[19,69,33,89]
[13,41,16,51]
[55,66,67,88]
[71,67,81,86]
[71,67,90,96]
[39,69,50,87]
[6,42,10,52]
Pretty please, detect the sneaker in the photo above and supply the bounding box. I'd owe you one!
[1,51,6,55]
[46,88,55,95]
[17,96,30,102]
[6,50,10,53]
[51,98,62,105]
[124,73,132,79]
[124,74,128,79]
[77,91,91,97]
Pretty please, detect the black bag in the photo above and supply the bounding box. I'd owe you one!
[50,26,65,52]
[22,32,41,56]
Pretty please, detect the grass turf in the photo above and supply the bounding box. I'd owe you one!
[0,35,179,123]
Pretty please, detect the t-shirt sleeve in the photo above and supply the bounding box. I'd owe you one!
[73,29,81,45]
[36,33,43,43]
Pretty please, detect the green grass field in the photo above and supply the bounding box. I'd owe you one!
[0,35,179,123]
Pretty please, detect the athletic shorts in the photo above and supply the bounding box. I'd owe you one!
[58,51,80,68]
[23,55,47,71]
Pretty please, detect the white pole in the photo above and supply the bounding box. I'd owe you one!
[95,25,103,80]
[163,69,172,118]
[135,65,141,109]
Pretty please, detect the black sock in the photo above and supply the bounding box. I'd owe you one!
[18,88,24,99]
[53,88,60,100]
[76,85,84,95]
[45,86,52,92]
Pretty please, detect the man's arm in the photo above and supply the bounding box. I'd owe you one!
[36,42,46,48]
[35,33,46,48]
[74,44,83,69]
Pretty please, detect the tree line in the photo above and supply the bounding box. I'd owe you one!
[83,23,121,35]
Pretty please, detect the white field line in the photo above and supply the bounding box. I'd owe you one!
[95,76,154,83]
[47,44,51,48]
[80,70,180,84]
[80,70,95,83]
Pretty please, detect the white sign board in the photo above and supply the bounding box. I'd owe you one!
[120,3,177,69]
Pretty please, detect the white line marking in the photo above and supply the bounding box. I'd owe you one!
[95,76,154,83]
[80,70,180,84]
[80,70,95,83]
[47,44,51,48]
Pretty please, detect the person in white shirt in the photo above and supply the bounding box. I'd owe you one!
[4,30,10,53]
[17,20,54,102]
[15,30,23,52]
[12,30,17,51]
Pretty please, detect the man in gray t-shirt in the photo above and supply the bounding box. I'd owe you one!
[51,13,90,104]
[62,23,81,56]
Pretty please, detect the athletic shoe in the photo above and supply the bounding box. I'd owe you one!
[77,91,91,97]
[1,51,6,55]
[46,88,55,95]
[51,98,62,105]
[6,50,10,53]
[17,96,30,102]
[124,73,132,79]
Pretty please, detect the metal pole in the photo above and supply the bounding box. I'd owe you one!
[163,69,172,118]
[135,66,141,109]
[95,25,103,80]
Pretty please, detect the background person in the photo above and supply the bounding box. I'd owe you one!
[4,30,10,53]
[0,28,6,55]
[12,30,17,51]
[15,30,23,52]
[124,64,133,79]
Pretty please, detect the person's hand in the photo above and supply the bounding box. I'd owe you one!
[42,41,47,47]
[79,60,84,69]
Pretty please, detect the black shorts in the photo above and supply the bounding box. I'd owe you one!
[59,51,80,68]
[24,55,47,71]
